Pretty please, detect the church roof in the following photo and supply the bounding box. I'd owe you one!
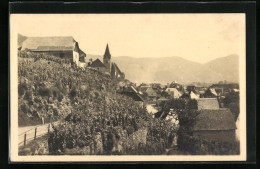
[89,59,106,68]
[104,44,111,59]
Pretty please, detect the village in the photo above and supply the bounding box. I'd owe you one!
[17,35,240,155]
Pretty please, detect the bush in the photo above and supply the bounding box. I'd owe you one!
[24,90,33,101]
[38,87,52,97]
[58,94,63,102]
[18,83,27,96]
[53,108,59,116]
[69,88,77,99]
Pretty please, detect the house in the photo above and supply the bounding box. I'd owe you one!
[145,87,157,97]
[186,85,196,92]
[21,36,85,67]
[120,86,144,106]
[193,108,236,143]
[79,48,87,62]
[180,90,200,100]
[197,98,219,110]
[203,88,219,98]
[165,88,183,99]
[210,83,239,96]
[156,97,169,105]
[88,59,107,73]
[139,86,149,94]
[169,81,182,89]
[190,91,200,100]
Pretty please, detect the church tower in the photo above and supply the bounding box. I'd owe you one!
[103,43,111,72]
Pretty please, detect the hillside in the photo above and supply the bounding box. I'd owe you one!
[18,34,27,47]
[18,51,175,155]
[86,54,239,84]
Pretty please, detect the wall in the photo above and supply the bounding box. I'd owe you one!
[73,51,79,66]
[31,51,73,61]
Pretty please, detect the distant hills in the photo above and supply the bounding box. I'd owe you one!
[18,34,239,84]
[18,34,27,47]
[86,54,239,84]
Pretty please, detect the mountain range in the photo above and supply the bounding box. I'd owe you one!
[87,54,239,84]
[18,34,239,85]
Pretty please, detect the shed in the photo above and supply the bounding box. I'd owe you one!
[193,108,236,143]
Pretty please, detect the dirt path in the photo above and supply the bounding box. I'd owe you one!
[18,121,59,147]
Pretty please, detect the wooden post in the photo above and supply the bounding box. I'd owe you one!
[24,133,26,146]
[34,128,37,140]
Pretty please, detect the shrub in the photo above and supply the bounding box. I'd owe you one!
[24,90,33,101]
[38,87,51,97]
[53,108,59,116]
[18,83,27,96]
[58,94,63,102]
[69,88,77,99]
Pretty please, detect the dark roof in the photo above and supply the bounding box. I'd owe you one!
[140,86,149,93]
[21,36,76,51]
[210,83,239,89]
[197,98,219,110]
[122,86,138,93]
[89,59,106,68]
[112,63,122,74]
[122,92,144,102]
[79,48,86,62]
[104,44,111,59]
[194,108,236,131]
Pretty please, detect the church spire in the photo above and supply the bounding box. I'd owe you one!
[104,43,111,59]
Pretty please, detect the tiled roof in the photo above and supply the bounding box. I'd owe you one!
[21,36,76,51]
[194,108,236,131]
[89,59,106,68]
[197,98,219,110]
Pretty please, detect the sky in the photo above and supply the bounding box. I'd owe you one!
[11,14,245,63]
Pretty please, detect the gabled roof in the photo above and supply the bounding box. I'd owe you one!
[190,91,200,99]
[166,88,183,97]
[194,108,236,131]
[126,93,144,102]
[89,59,106,68]
[122,86,138,93]
[146,87,157,94]
[21,36,76,51]
[121,88,144,102]
[111,63,123,74]
[140,86,149,93]
[197,98,219,110]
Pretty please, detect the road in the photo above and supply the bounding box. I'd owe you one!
[18,121,59,147]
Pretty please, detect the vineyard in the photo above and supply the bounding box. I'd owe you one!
[18,51,176,155]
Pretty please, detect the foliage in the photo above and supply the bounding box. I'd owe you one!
[223,91,240,121]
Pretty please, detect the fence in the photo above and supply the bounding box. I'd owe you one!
[18,122,59,147]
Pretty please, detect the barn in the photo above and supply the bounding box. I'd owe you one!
[193,108,237,143]
[21,36,86,66]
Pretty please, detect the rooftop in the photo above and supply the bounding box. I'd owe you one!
[194,108,236,131]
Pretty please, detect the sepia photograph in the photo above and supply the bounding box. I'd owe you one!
[10,13,246,162]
